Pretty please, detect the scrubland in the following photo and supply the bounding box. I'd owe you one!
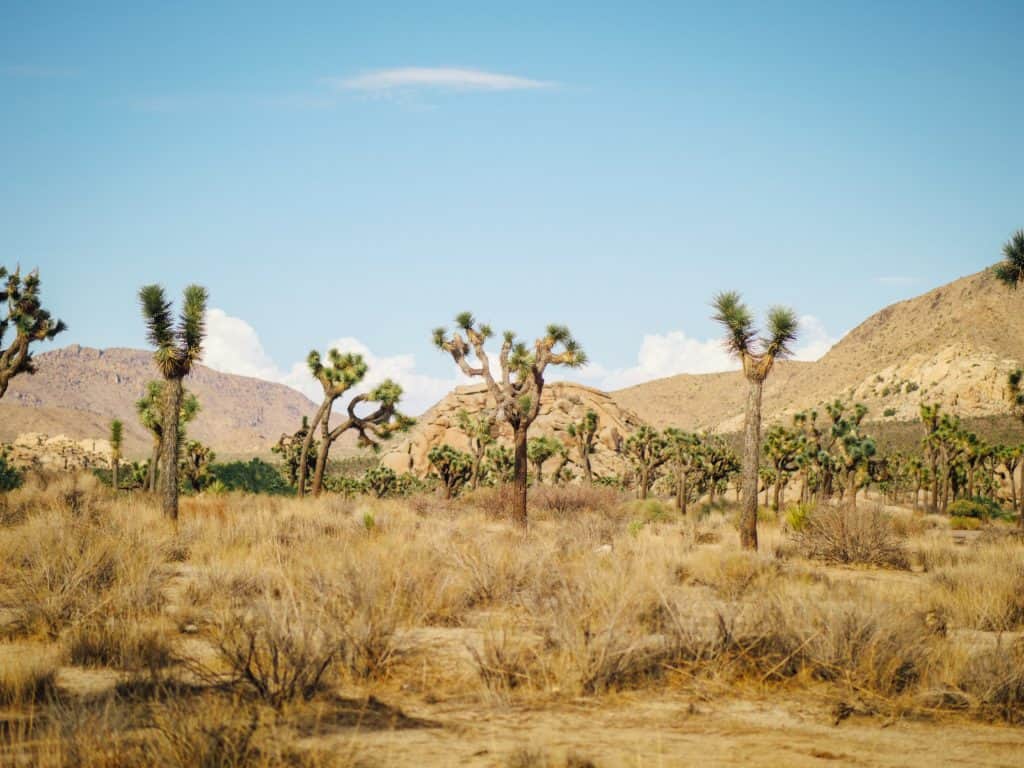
[1,475,1023,767]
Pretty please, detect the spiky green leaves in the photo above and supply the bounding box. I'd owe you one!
[138,283,208,379]
[0,266,66,392]
[368,378,403,407]
[712,291,755,356]
[308,348,369,394]
[994,229,1024,289]
[711,290,798,364]
[109,419,124,451]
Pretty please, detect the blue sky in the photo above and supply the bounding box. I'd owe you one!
[2,1,1021,412]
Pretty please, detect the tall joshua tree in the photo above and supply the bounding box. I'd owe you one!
[434,313,586,529]
[712,291,798,550]
[567,410,599,484]
[137,380,200,492]
[139,284,208,520]
[0,266,66,398]
[623,425,668,500]
[109,419,123,491]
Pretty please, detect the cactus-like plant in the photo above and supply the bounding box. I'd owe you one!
[139,283,207,520]
[526,435,562,485]
[763,424,803,511]
[663,428,703,515]
[180,439,215,493]
[428,444,473,499]
[711,291,798,549]
[0,267,66,399]
[567,410,599,484]
[272,416,317,490]
[485,444,515,484]
[109,419,123,491]
[455,409,497,490]
[136,381,200,493]
[433,313,586,528]
[623,425,669,500]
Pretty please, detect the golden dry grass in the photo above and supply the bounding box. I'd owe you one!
[1,479,1023,766]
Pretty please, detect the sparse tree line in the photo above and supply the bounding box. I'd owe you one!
[1,228,1023,544]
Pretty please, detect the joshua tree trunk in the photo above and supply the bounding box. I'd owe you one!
[112,457,120,491]
[581,448,593,485]
[160,378,184,520]
[739,377,763,551]
[311,417,331,497]
[676,471,688,516]
[297,400,331,499]
[639,469,650,500]
[147,439,160,492]
[532,460,544,486]
[512,425,529,530]
[772,477,782,511]
[470,446,485,490]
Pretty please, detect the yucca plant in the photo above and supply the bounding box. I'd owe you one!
[434,313,587,529]
[298,350,413,498]
[663,428,703,515]
[526,435,562,485]
[138,283,208,520]
[137,380,200,492]
[623,425,668,500]
[993,229,1024,288]
[109,419,123,491]
[455,409,497,490]
[0,266,66,398]
[711,291,798,549]
[567,410,599,484]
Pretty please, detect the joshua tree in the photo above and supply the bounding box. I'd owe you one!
[527,435,561,485]
[109,419,123,491]
[567,410,599,484]
[699,433,740,506]
[623,425,668,500]
[711,291,798,550]
[137,381,199,493]
[312,378,411,497]
[827,402,875,509]
[486,444,515,484]
[139,284,207,520]
[663,428,703,516]
[428,444,473,499]
[551,440,573,485]
[0,266,66,399]
[764,424,803,511]
[297,350,367,498]
[993,229,1024,289]
[180,440,215,493]
[433,313,586,529]
[272,416,316,489]
[456,409,497,490]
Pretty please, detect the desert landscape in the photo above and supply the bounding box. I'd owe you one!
[4,4,1023,766]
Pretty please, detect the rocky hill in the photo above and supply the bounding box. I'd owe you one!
[381,382,644,479]
[0,346,317,459]
[615,268,1024,432]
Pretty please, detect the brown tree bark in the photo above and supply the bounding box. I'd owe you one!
[297,399,331,499]
[512,425,529,530]
[739,377,763,551]
[676,470,688,516]
[111,457,119,492]
[311,415,331,497]
[160,377,184,521]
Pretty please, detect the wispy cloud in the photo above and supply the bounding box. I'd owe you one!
[329,67,553,92]
[874,276,919,286]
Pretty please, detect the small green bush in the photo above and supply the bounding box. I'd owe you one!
[950,516,983,531]
[209,459,292,495]
[947,497,1010,521]
[785,503,813,532]
[0,451,22,492]
[883,408,897,417]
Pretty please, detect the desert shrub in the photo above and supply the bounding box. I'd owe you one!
[883,407,896,416]
[530,484,622,517]
[362,465,397,498]
[623,498,672,523]
[209,460,292,496]
[0,653,59,706]
[68,619,174,673]
[0,506,171,638]
[784,502,813,532]
[463,484,518,519]
[209,591,339,707]
[957,645,1024,723]
[0,450,23,492]
[927,543,1024,631]
[469,623,539,699]
[791,504,908,568]
[947,497,1010,521]
[950,516,983,530]
[682,550,782,601]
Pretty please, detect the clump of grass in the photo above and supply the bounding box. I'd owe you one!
[0,653,59,706]
[791,504,908,568]
[68,619,175,673]
[926,542,1024,631]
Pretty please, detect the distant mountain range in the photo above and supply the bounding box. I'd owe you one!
[2,269,1022,463]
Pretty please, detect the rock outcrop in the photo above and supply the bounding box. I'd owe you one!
[4,433,113,471]
[381,382,645,480]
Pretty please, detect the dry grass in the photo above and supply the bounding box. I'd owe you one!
[2,476,1024,765]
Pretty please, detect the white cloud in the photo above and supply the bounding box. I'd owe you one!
[202,308,840,415]
[331,67,553,92]
[570,315,839,391]
[201,309,463,417]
